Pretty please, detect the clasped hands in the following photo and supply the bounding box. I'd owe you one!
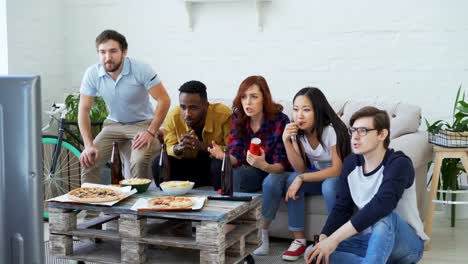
[174,130,208,155]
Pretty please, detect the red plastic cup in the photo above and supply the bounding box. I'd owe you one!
[249,138,262,156]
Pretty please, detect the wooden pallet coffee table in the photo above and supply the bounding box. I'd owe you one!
[48,189,262,264]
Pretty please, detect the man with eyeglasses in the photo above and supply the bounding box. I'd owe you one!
[305,106,428,264]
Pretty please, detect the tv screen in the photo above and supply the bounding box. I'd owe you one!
[0,75,44,264]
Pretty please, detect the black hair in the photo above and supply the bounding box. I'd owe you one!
[178,80,208,102]
[293,87,351,162]
[95,29,128,51]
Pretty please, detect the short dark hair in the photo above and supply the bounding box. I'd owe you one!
[350,106,391,148]
[95,30,128,51]
[178,80,208,102]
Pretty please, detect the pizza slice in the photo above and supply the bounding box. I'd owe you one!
[67,187,123,203]
[147,196,194,210]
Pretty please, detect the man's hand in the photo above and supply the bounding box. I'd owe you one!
[285,175,303,201]
[305,236,338,264]
[186,130,208,152]
[80,145,99,168]
[177,131,207,153]
[173,131,207,155]
[207,141,224,160]
[132,131,154,150]
[246,148,267,170]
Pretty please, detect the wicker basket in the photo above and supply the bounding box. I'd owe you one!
[428,130,468,148]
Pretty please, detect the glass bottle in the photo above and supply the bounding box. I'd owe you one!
[310,234,320,264]
[110,141,123,185]
[221,147,233,196]
[156,143,171,187]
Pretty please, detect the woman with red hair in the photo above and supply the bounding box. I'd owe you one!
[209,75,291,254]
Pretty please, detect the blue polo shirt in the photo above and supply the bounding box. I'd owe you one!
[80,57,161,123]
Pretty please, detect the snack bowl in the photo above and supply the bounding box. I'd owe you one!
[119,178,152,193]
[160,181,195,196]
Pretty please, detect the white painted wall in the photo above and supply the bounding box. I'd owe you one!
[7,0,468,123]
[6,0,65,112]
[0,0,7,74]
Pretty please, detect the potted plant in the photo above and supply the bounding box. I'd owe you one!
[426,84,468,227]
[64,93,108,146]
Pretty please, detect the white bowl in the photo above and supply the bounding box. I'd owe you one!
[160,181,195,196]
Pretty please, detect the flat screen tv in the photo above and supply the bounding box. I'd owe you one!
[0,75,44,264]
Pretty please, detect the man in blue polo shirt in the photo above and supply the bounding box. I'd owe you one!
[305,106,428,264]
[78,29,171,184]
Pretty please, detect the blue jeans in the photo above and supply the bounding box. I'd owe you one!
[261,172,291,221]
[305,212,425,264]
[287,171,339,231]
[233,165,268,193]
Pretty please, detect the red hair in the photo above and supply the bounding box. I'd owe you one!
[232,76,283,133]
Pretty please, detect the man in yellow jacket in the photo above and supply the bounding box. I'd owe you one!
[152,80,232,189]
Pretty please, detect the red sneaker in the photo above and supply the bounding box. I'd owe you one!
[282,239,307,261]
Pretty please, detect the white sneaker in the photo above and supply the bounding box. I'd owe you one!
[253,232,269,256]
[253,242,269,256]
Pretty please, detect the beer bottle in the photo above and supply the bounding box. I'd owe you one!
[221,147,233,196]
[310,234,320,264]
[313,234,320,245]
[156,143,171,187]
[110,141,124,185]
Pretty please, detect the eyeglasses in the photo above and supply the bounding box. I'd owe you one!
[348,127,377,137]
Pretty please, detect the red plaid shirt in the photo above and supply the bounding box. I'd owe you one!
[228,111,291,170]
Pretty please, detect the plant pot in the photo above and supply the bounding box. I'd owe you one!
[429,129,468,148]
[446,130,468,139]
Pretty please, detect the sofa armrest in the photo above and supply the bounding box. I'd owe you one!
[389,131,433,170]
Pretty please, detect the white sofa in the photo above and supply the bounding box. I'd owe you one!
[267,100,433,240]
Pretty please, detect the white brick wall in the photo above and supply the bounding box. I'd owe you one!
[6,0,66,117]
[0,0,7,74]
[6,0,468,123]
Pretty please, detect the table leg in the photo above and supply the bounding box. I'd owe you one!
[119,214,147,263]
[48,208,76,256]
[424,152,443,250]
[197,221,226,264]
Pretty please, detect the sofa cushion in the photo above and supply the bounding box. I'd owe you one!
[340,101,422,139]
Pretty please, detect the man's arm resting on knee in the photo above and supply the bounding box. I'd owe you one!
[78,94,99,167]
[78,94,95,148]
[147,82,171,136]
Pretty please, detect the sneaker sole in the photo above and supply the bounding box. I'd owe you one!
[282,255,301,261]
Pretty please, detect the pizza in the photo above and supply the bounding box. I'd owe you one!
[67,187,123,203]
[147,196,194,210]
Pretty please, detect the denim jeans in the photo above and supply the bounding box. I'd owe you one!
[261,172,291,221]
[233,165,268,193]
[305,212,425,264]
[287,161,339,231]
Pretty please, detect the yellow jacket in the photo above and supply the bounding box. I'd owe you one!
[163,103,232,159]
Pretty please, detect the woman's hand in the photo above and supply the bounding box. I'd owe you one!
[282,122,299,143]
[207,140,224,160]
[246,148,267,170]
[285,175,303,201]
